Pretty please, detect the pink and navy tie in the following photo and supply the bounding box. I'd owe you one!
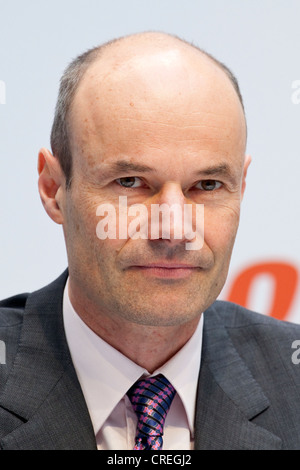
[127,374,176,450]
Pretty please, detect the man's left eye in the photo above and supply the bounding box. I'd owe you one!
[115,177,143,188]
[195,180,222,191]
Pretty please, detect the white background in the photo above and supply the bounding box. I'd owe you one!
[1,0,300,322]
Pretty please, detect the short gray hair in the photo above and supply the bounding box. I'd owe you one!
[50,33,245,188]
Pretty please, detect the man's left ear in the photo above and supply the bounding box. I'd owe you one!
[38,147,65,224]
[241,154,252,199]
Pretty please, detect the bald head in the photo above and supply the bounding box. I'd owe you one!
[50,32,246,186]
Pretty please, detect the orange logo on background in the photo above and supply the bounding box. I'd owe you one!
[226,262,299,320]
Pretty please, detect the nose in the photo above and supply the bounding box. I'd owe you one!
[156,182,185,206]
[147,182,189,245]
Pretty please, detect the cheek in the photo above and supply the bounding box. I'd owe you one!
[65,194,128,262]
[66,187,108,237]
[203,204,240,254]
[62,191,100,264]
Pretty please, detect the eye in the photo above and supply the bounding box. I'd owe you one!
[195,180,222,191]
[115,177,143,188]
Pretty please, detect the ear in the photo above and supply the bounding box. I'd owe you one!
[38,148,65,224]
[241,154,252,199]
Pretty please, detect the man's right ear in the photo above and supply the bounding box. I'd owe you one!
[38,148,65,225]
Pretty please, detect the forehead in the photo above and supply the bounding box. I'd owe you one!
[68,42,246,168]
[74,43,242,109]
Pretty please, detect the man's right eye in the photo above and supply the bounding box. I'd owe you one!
[115,177,143,188]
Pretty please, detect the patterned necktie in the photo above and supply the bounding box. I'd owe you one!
[127,374,176,450]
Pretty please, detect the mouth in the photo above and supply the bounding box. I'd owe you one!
[128,263,199,279]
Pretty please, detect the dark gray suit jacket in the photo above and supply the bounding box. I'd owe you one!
[1,270,300,450]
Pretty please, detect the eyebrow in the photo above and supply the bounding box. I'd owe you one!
[101,160,237,185]
[196,163,237,185]
[110,160,155,174]
[108,161,233,174]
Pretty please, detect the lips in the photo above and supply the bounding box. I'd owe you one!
[137,263,198,268]
[128,263,199,279]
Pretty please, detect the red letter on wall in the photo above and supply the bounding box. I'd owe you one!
[227,262,299,320]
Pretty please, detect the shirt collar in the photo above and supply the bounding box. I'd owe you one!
[155,315,203,432]
[63,279,203,435]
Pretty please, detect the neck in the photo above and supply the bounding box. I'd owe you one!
[68,285,201,373]
[95,317,200,373]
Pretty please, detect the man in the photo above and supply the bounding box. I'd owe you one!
[1,31,300,450]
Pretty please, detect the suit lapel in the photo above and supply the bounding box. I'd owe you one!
[194,305,282,450]
[0,271,97,450]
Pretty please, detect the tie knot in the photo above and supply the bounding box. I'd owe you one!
[127,374,176,450]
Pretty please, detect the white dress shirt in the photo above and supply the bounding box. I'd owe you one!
[63,280,203,450]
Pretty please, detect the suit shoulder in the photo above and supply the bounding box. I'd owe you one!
[205,300,300,334]
[204,300,300,385]
[0,293,28,327]
[0,270,68,328]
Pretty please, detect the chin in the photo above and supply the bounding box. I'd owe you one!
[122,304,202,327]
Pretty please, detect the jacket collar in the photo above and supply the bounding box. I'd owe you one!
[194,302,282,449]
